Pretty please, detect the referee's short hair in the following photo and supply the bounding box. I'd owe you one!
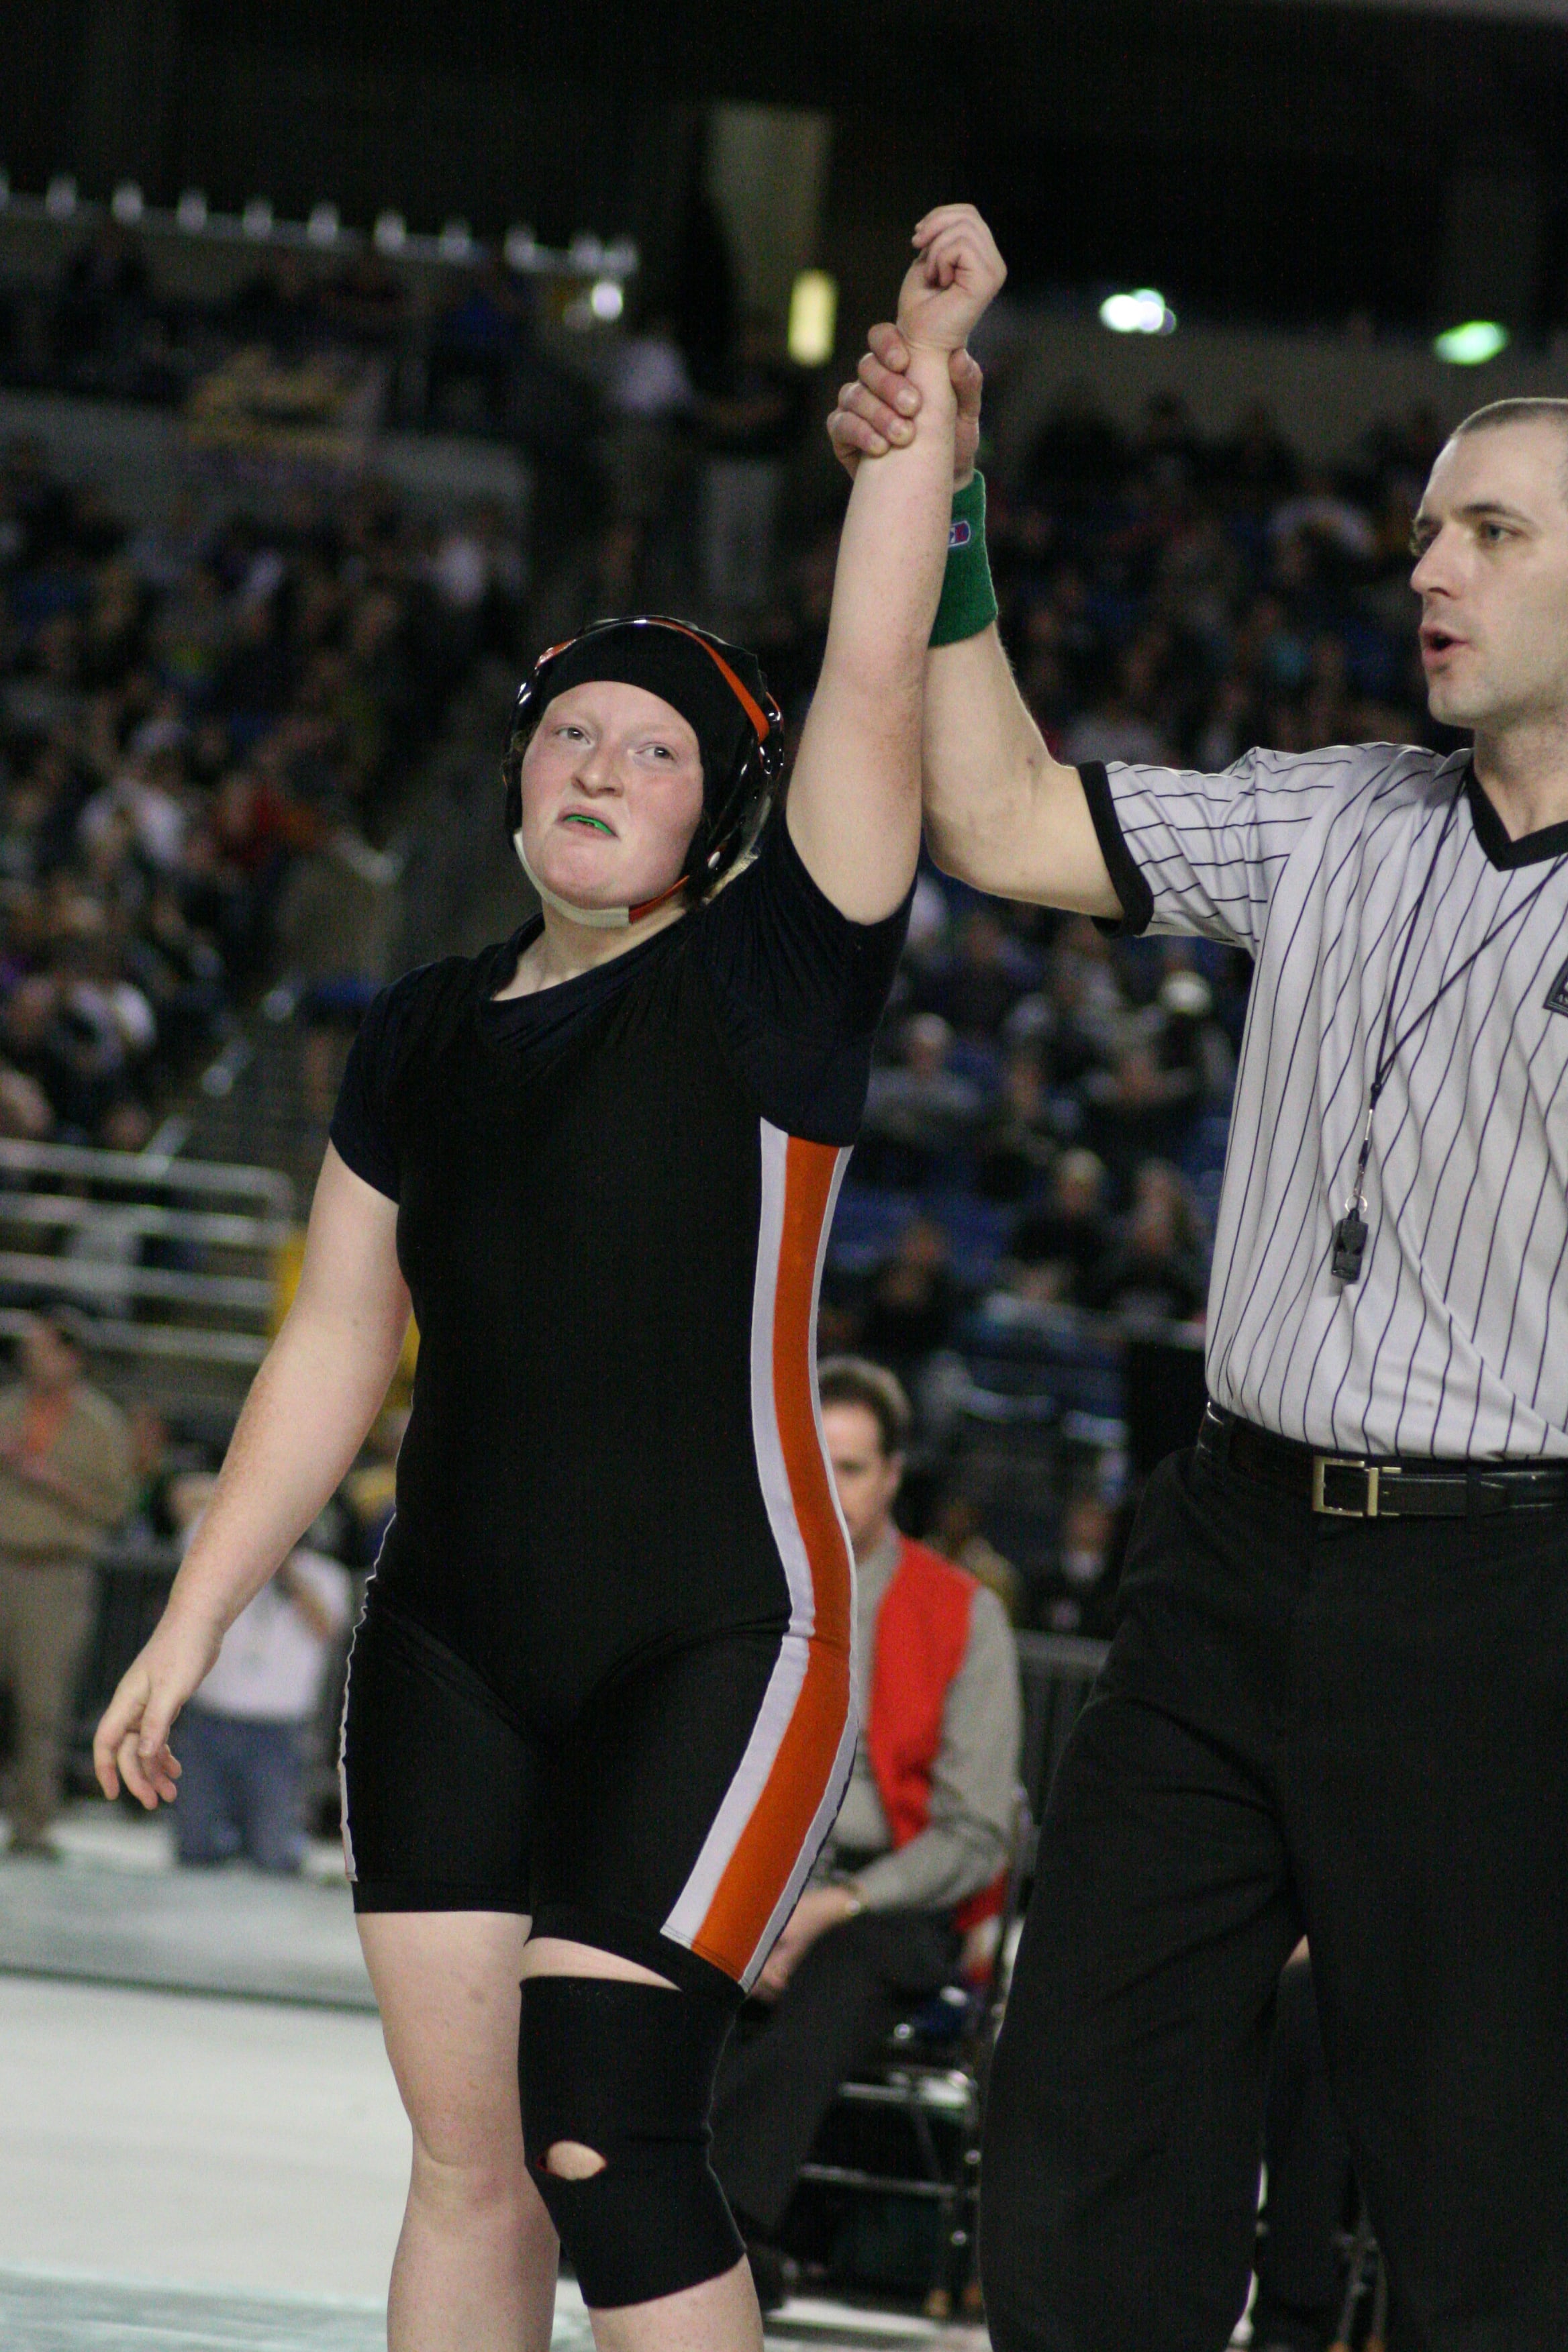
[1454,398,1568,497]
[818,1357,913,1460]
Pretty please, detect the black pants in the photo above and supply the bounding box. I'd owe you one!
[981,1444,1568,2352]
[1253,1953,1354,2352]
[709,1908,959,2234]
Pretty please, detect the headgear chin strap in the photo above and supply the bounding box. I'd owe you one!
[503,616,784,930]
[511,832,687,931]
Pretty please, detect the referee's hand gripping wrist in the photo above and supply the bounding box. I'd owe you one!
[828,327,983,485]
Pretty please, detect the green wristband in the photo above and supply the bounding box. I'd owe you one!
[930,472,997,648]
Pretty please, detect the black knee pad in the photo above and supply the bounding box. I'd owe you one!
[519,1974,744,2309]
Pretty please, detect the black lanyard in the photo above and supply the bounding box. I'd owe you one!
[1332,787,1567,1284]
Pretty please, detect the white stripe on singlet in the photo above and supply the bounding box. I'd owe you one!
[660,1121,857,1990]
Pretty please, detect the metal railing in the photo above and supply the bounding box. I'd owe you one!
[0,1138,291,1213]
[0,1138,293,1371]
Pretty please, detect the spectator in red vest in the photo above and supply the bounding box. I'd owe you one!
[710,1355,1020,2307]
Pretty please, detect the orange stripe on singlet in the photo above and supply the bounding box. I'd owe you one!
[687,1135,853,1981]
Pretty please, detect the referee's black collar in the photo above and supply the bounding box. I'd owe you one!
[1465,761,1568,871]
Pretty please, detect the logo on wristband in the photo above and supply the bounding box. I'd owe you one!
[948,519,973,550]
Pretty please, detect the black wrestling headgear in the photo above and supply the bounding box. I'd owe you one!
[501,616,785,928]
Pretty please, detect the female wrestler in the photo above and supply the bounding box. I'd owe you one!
[94,205,1005,2352]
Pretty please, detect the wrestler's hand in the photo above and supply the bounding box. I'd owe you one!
[753,1883,863,2000]
[828,326,982,485]
[93,1606,222,1807]
[896,203,1006,361]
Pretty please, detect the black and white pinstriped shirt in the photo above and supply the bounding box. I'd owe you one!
[1082,746,1568,1459]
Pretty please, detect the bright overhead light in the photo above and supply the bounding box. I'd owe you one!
[439,219,475,261]
[242,197,274,240]
[504,225,538,271]
[305,203,340,246]
[1099,288,1177,336]
[110,182,144,225]
[175,188,207,232]
[789,270,838,366]
[373,211,407,254]
[45,175,79,219]
[589,277,624,322]
[1433,320,1509,366]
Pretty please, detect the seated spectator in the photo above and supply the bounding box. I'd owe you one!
[695,313,810,619]
[1012,1148,1112,1305]
[426,261,528,434]
[928,1485,1020,1620]
[919,906,1038,1040]
[55,222,151,393]
[975,1043,1057,1203]
[0,1312,135,1856]
[711,1359,1020,2308]
[273,816,399,1122]
[859,1216,964,1390]
[166,1472,352,1875]
[1084,1159,1208,1325]
[1034,1485,1124,1640]
[0,1056,53,1138]
[3,970,128,1138]
[227,254,324,361]
[1082,1040,1197,1199]
[861,1012,987,1185]
[1153,954,1236,1103]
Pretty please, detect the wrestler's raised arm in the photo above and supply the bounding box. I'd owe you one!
[786,204,1005,923]
[827,295,1123,919]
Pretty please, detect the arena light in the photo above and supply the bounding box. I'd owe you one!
[1099,287,1177,335]
[788,270,838,366]
[439,218,475,261]
[589,277,624,322]
[45,175,78,219]
[504,224,539,271]
[373,210,407,254]
[175,188,207,232]
[305,203,340,246]
[1433,320,1509,365]
[110,181,144,225]
[242,197,274,240]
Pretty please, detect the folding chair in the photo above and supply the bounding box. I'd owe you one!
[793,1790,1034,2319]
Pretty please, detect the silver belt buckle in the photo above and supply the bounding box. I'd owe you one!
[1312,1456,1381,1517]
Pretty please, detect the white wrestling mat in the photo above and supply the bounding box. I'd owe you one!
[0,1973,983,2349]
[0,2270,977,2351]
[0,1806,373,2008]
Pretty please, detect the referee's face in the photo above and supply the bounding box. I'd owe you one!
[518,681,705,915]
[1412,421,1568,736]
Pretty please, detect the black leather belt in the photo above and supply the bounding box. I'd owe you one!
[1196,1405,1568,1520]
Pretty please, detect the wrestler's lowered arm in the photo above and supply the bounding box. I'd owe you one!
[93,1142,410,1808]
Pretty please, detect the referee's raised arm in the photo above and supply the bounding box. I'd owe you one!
[828,315,1123,922]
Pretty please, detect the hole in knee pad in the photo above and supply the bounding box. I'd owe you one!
[541,2140,607,2181]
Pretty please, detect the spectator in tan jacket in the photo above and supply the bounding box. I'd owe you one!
[0,1313,134,1854]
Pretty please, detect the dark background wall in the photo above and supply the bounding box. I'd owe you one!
[3,0,1567,340]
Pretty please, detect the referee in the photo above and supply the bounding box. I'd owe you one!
[834,311,1568,2349]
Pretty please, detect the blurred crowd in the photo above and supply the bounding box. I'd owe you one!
[0,221,1459,1629]
[0,433,522,1149]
